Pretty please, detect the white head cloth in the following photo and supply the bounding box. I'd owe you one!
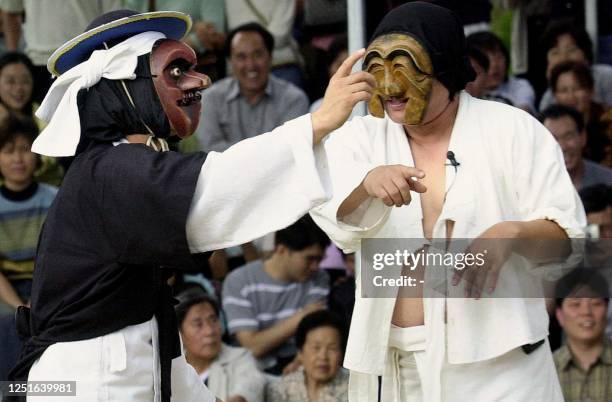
[33,31,166,157]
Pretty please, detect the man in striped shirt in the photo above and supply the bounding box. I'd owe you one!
[222,216,330,375]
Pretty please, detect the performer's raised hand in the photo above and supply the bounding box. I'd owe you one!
[311,48,376,144]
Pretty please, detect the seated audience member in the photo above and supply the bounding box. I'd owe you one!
[176,288,265,402]
[0,116,56,312]
[0,52,35,121]
[196,22,309,153]
[225,0,304,88]
[266,310,349,402]
[554,268,612,402]
[222,215,330,375]
[549,60,612,165]
[542,104,612,190]
[465,45,490,99]
[466,31,536,112]
[0,116,57,380]
[0,52,63,185]
[539,20,612,112]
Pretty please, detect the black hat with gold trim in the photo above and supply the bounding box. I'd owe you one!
[47,9,191,76]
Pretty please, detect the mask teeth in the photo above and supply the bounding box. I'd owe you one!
[178,90,200,106]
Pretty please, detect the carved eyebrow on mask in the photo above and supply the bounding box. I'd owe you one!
[363,50,383,67]
[364,48,431,76]
[386,49,431,76]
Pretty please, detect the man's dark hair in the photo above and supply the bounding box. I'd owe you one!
[555,267,610,308]
[274,215,330,251]
[295,310,347,351]
[0,115,39,150]
[579,184,612,214]
[225,22,275,59]
[174,286,220,327]
[540,103,585,133]
[549,60,594,92]
[466,45,489,72]
[541,19,594,64]
[466,31,508,74]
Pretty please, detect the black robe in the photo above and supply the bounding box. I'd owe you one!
[8,142,207,402]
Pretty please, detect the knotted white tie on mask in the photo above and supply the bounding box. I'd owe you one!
[33,31,166,157]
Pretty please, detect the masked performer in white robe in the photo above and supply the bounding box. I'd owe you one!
[310,2,586,402]
[6,9,374,402]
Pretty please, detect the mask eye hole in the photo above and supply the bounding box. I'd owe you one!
[366,61,383,72]
[169,66,182,79]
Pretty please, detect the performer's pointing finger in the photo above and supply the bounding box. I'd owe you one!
[335,48,367,78]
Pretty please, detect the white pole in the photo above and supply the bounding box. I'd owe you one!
[585,0,598,61]
[348,0,367,116]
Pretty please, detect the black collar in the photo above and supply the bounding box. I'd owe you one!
[1,182,38,201]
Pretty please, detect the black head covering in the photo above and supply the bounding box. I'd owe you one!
[75,53,171,154]
[370,1,475,98]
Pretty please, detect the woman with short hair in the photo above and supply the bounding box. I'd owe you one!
[266,310,349,402]
[550,60,612,166]
[176,288,266,402]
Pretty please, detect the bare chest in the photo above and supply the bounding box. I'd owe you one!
[412,147,447,239]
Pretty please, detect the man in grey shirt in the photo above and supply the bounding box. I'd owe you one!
[222,216,330,375]
[196,22,309,153]
[542,104,612,190]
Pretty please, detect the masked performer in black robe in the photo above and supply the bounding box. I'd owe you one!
[6,9,374,402]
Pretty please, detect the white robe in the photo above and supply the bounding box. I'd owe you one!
[311,92,586,401]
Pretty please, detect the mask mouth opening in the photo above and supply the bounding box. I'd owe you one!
[382,96,408,104]
[177,89,202,106]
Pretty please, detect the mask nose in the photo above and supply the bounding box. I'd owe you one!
[178,71,211,92]
[381,65,403,97]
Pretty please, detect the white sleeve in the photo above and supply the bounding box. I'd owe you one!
[310,118,390,252]
[186,114,331,252]
[514,115,586,237]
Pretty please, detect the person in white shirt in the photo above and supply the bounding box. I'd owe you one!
[176,288,266,402]
[310,2,585,401]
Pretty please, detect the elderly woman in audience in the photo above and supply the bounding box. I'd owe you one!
[267,310,349,402]
[176,288,266,402]
[550,60,612,166]
[0,52,63,185]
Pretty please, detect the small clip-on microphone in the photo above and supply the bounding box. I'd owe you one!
[446,151,460,171]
